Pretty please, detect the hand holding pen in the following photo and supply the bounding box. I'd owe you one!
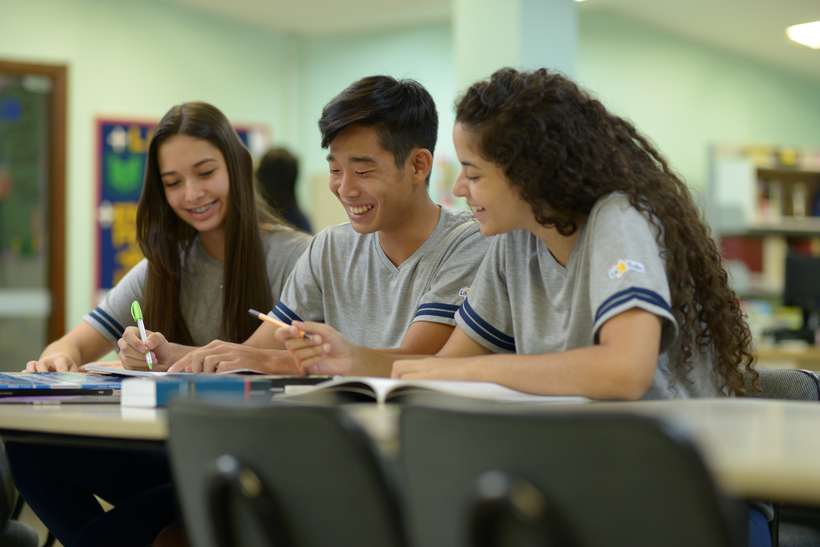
[130,301,154,370]
[247,308,313,340]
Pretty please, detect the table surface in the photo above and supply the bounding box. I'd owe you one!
[0,398,818,505]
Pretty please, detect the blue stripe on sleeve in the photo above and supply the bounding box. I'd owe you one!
[414,310,456,320]
[417,303,460,313]
[93,307,125,335]
[88,310,123,341]
[594,287,671,324]
[459,299,516,352]
[414,303,459,320]
[271,302,302,324]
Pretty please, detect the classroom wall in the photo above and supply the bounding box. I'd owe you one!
[0,0,299,328]
[577,9,820,192]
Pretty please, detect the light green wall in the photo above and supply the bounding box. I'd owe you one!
[577,10,820,191]
[0,0,297,328]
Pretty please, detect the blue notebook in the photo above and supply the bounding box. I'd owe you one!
[0,372,121,396]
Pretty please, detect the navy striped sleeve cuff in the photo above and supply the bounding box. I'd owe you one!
[456,298,516,353]
[414,303,459,321]
[593,287,674,340]
[271,302,302,325]
[85,307,125,342]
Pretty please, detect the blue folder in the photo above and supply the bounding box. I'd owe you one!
[0,372,121,395]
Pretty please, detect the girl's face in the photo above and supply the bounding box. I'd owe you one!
[158,135,230,236]
[452,123,533,236]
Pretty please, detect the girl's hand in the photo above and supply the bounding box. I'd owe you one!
[117,327,171,371]
[25,353,80,373]
[168,341,301,375]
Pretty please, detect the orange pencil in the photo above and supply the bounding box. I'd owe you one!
[247,308,312,340]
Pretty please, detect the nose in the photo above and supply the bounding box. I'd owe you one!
[183,179,205,202]
[336,172,361,199]
[452,172,468,198]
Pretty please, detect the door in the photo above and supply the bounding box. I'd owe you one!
[0,60,66,371]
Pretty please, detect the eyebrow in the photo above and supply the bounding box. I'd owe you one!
[325,154,377,165]
[160,158,217,177]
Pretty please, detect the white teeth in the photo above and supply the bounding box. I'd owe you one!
[349,205,373,215]
[190,202,215,214]
[471,206,485,213]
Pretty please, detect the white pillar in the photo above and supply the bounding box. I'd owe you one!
[453,0,578,91]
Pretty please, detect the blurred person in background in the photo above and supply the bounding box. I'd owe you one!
[256,146,313,233]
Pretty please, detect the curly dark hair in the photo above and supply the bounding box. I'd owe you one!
[455,68,756,396]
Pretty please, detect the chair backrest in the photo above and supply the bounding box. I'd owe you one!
[168,400,407,547]
[400,405,745,547]
[745,368,820,400]
[0,441,40,547]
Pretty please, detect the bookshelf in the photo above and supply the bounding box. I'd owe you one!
[708,145,820,300]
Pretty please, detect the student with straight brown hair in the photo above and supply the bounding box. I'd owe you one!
[13,101,309,547]
[26,101,309,373]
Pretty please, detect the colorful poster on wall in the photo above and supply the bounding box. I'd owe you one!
[95,118,269,295]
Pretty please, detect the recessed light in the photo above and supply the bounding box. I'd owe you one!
[786,21,820,50]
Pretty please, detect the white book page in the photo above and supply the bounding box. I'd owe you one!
[380,378,589,404]
[284,377,588,404]
[82,363,179,377]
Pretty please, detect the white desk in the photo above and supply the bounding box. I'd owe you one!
[0,399,818,505]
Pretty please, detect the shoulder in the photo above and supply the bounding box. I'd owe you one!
[587,192,658,238]
[438,207,483,245]
[439,207,478,233]
[260,224,312,251]
[115,258,149,287]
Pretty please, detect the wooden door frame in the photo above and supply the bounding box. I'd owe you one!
[0,60,67,341]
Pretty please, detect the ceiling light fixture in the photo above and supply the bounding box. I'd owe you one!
[786,21,820,50]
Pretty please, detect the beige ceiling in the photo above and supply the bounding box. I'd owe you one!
[175,0,820,80]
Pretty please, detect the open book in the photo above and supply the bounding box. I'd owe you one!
[281,376,589,405]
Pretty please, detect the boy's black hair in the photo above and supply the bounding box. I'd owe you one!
[319,75,438,174]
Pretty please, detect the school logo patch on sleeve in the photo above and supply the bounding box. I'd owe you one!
[608,259,645,279]
[458,287,471,298]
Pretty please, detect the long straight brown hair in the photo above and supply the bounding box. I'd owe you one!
[137,102,273,344]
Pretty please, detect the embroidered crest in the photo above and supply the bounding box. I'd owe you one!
[608,259,645,279]
[458,287,471,298]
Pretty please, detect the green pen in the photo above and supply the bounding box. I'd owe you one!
[130,301,154,370]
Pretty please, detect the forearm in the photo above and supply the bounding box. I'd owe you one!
[462,346,654,400]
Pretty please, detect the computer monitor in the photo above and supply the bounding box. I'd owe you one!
[783,253,820,342]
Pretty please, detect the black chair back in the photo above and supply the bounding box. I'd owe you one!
[168,400,407,547]
[746,368,820,401]
[400,405,744,547]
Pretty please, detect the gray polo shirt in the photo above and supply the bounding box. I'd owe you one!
[84,226,310,346]
[455,193,722,399]
[272,207,487,349]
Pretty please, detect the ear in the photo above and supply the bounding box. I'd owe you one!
[408,148,434,185]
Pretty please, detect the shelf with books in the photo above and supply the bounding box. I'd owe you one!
[709,145,820,302]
